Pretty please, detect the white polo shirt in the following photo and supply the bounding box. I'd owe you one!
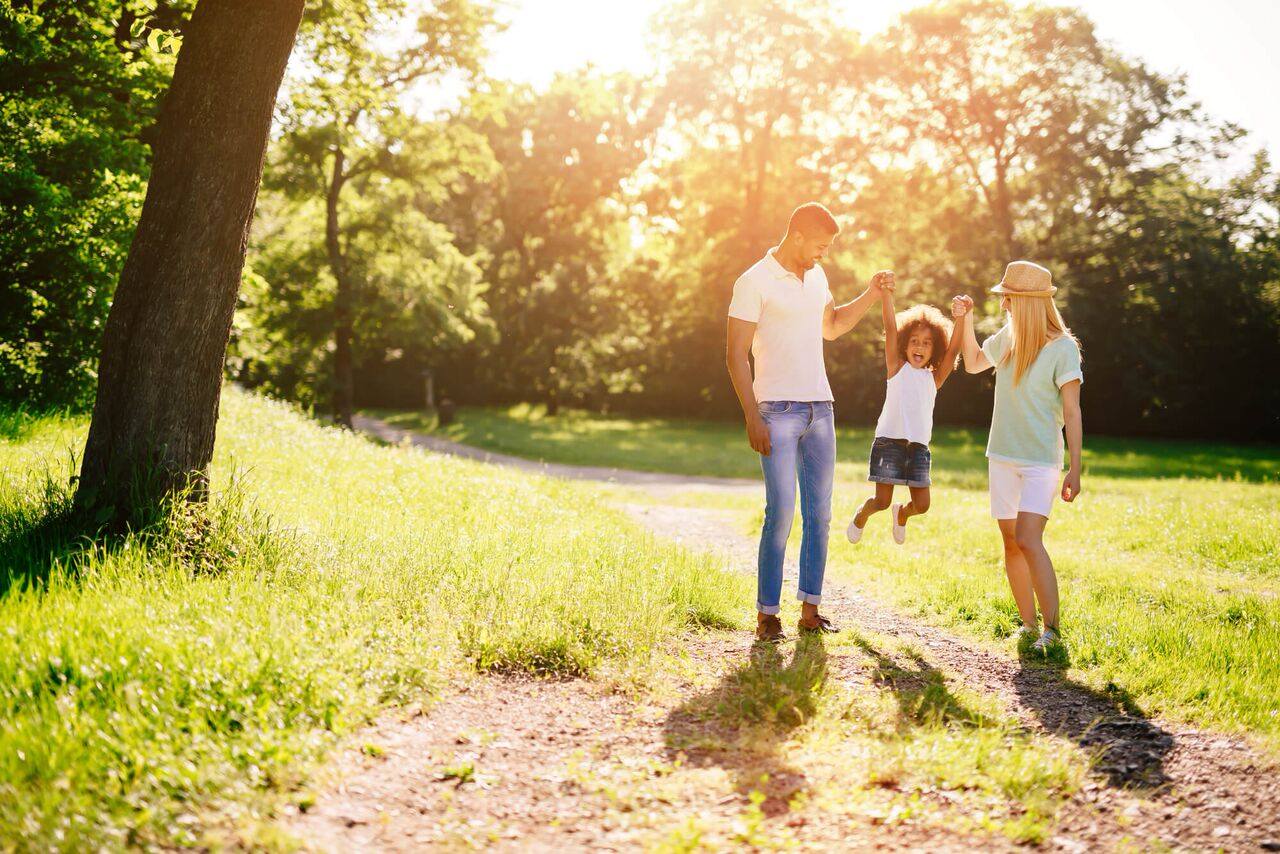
[727,249,834,403]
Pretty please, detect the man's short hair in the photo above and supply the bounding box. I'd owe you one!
[787,202,840,237]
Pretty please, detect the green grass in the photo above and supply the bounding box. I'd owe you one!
[368,403,1280,484]
[374,403,1280,749]
[0,390,749,849]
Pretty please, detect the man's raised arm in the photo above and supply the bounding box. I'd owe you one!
[823,271,894,340]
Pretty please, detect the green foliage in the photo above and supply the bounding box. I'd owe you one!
[0,389,748,848]
[637,0,863,415]
[434,72,660,411]
[0,2,186,407]
[4,0,1279,435]
[231,0,500,418]
[1066,154,1280,437]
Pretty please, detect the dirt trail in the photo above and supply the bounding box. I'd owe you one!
[284,419,1280,851]
[351,415,759,496]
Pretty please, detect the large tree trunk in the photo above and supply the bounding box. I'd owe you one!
[76,0,304,520]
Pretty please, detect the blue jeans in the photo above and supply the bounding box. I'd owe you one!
[756,401,836,615]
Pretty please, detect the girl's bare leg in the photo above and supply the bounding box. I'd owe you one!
[1014,512,1060,630]
[854,483,895,528]
[998,518,1039,629]
[897,486,931,525]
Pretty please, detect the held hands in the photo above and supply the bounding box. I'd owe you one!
[871,270,896,295]
[747,412,772,456]
[1061,468,1082,502]
[951,294,974,318]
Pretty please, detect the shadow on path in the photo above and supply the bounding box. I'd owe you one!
[846,633,999,733]
[662,634,827,817]
[1011,649,1174,790]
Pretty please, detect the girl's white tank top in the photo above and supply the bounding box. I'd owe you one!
[874,365,936,445]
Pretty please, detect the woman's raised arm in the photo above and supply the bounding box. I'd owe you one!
[952,295,991,373]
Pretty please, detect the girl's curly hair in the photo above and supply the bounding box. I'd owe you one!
[895,304,954,371]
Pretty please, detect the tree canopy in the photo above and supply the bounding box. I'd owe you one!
[5,0,1279,441]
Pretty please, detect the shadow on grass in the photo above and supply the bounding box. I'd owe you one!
[847,633,999,732]
[1,471,277,598]
[0,486,95,597]
[660,630,1004,823]
[1013,643,1173,790]
[662,634,828,818]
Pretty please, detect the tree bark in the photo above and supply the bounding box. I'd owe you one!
[76,0,304,519]
[326,145,356,429]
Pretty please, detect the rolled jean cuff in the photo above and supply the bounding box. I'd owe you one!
[756,601,781,616]
[796,590,822,605]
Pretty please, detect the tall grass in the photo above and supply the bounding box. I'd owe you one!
[0,390,748,849]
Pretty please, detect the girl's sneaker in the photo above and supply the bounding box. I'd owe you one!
[846,516,865,544]
[1014,625,1038,643]
[890,502,907,545]
[1031,627,1060,653]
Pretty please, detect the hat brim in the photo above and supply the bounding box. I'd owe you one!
[991,283,1057,296]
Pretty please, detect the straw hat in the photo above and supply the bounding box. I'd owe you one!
[991,261,1056,296]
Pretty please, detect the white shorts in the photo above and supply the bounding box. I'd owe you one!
[988,459,1059,520]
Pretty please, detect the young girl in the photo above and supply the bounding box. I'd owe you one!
[953,261,1083,653]
[846,287,963,545]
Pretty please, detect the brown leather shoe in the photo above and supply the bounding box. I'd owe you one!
[755,614,784,642]
[798,614,840,634]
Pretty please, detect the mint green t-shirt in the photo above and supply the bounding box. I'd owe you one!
[981,324,1083,468]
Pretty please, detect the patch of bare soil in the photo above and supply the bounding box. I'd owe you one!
[282,659,1024,853]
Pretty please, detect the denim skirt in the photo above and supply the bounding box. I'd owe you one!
[867,436,931,487]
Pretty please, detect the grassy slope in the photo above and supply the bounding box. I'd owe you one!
[373,404,1280,747]
[0,391,748,849]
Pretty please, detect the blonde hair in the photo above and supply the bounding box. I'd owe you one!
[1002,295,1081,384]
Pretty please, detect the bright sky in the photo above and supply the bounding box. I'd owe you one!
[483,0,1280,157]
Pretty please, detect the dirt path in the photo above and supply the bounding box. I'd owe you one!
[352,415,759,496]
[284,421,1280,852]
[282,668,1018,853]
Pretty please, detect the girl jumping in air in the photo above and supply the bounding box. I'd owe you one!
[846,286,963,545]
[953,261,1083,653]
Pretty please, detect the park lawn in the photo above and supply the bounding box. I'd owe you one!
[376,404,1280,749]
[0,390,748,850]
[367,403,1280,485]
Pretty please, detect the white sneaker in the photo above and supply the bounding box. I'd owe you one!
[890,502,906,545]
[1014,625,1038,641]
[1031,627,1061,653]
[846,516,865,544]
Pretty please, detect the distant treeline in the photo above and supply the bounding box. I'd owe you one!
[4,0,1279,440]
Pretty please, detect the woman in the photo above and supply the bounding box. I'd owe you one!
[953,261,1083,653]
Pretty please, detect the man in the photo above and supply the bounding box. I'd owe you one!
[726,202,894,642]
